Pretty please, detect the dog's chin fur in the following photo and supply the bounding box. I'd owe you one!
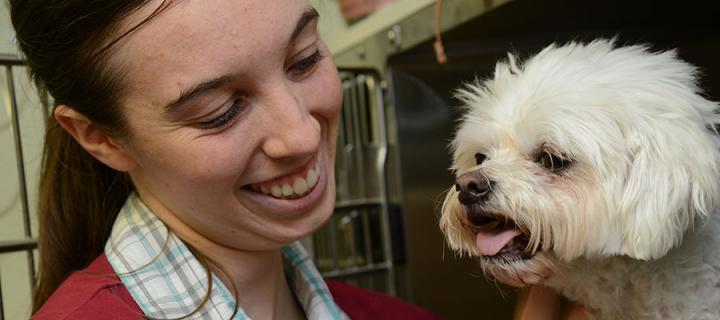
[440,39,720,319]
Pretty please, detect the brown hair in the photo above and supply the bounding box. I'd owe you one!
[9,0,169,311]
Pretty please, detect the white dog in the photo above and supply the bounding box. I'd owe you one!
[440,39,720,319]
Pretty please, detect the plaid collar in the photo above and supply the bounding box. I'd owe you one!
[105,193,348,320]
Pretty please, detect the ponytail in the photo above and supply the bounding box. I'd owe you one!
[33,118,132,311]
[8,0,174,311]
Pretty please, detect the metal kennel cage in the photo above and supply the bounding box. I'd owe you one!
[0,54,39,320]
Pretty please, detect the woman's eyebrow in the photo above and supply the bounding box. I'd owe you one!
[291,7,319,42]
[163,74,235,114]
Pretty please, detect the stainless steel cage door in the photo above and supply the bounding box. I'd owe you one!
[312,68,404,296]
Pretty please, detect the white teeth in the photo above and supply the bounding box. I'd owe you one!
[271,186,283,197]
[251,162,322,199]
[281,184,293,196]
[306,168,318,188]
[293,177,309,195]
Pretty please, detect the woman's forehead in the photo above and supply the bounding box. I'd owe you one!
[110,0,312,108]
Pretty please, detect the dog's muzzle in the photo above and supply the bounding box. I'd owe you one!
[454,171,534,259]
[455,171,494,206]
[455,171,500,227]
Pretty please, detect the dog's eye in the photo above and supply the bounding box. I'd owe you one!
[538,152,572,171]
[475,153,487,165]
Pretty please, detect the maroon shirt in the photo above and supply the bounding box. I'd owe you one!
[32,254,439,320]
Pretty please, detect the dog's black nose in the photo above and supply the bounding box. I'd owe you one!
[455,172,493,205]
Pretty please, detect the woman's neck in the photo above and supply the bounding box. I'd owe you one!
[204,246,305,320]
[148,202,305,319]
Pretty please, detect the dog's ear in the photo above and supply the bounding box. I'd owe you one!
[619,127,720,260]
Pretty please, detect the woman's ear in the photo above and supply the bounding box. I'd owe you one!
[54,105,137,172]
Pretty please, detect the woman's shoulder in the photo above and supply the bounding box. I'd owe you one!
[326,280,440,320]
[32,254,142,320]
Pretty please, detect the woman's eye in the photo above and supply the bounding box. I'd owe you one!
[197,98,246,130]
[538,152,572,171]
[288,49,323,76]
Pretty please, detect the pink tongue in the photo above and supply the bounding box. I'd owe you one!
[476,228,523,256]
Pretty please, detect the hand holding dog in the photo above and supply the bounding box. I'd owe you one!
[519,287,587,320]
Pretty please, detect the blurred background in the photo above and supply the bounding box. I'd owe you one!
[1,0,720,319]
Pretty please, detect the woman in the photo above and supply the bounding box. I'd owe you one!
[12,0,437,318]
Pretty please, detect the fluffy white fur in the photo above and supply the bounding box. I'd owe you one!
[440,39,720,319]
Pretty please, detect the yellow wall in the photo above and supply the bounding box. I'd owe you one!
[310,0,436,55]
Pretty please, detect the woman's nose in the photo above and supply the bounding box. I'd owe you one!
[260,82,320,159]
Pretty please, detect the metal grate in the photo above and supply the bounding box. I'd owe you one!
[313,68,402,296]
[0,54,38,320]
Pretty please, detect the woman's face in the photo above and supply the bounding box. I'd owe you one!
[110,0,341,250]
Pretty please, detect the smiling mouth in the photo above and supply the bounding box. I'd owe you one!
[469,212,536,261]
[247,162,320,199]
